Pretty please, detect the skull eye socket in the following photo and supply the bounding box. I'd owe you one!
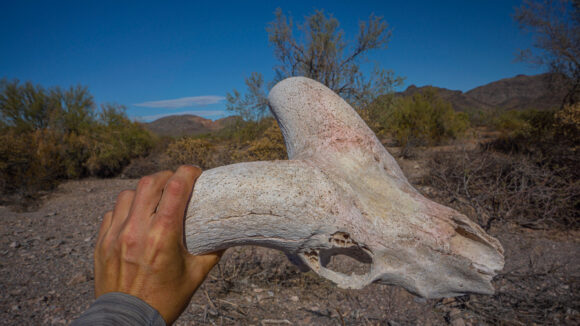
[319,233,373,276]
[319,248,372,276]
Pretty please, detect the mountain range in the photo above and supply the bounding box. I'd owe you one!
[145,114,239,137]
[399,73,567,112]
[145,73,567,137]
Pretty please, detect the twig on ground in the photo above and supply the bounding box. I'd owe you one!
[261,319,292,325]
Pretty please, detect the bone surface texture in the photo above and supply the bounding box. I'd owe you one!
[184,77,504,298]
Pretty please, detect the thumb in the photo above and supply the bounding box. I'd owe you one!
[186,250,225,286]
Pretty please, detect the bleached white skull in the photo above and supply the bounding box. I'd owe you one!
[184,77,504,298]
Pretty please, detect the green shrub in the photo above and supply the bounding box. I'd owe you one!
[213,117,277,143]
[164,138,215,169]
[362,94,397,137]
[493,109,555,139]
[0,80,154,199]
[86,105,155,176]
[367,88,469,148]
[230,122,286,162]
[554,102,580,142]
[463,107,496,127]
[487,107,579,158]
[0,129,66,194]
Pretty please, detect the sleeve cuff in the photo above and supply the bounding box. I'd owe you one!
[71,292,166,326]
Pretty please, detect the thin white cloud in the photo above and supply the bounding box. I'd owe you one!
[136,110,229,122]
[134,95,225,108]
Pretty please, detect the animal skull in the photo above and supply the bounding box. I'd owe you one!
[184,77,504,298]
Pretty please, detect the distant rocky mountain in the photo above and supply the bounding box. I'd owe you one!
[145,114,239,137]
[399,73,567,111]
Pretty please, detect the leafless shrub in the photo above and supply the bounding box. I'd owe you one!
[423,145,580,324]
[425,149,579,230]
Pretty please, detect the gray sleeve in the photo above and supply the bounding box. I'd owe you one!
[71,292,166,326]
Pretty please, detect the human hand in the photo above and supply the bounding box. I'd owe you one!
[94,166,222,325]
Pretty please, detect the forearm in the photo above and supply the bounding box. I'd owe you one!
[71,292,166,326]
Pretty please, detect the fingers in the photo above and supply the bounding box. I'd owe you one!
[128,170,173,223]
[153,166,201,233]
[93,166,210,321]
[99,190,135,244]
[97,211,113,245]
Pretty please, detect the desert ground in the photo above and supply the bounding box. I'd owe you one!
[1,148,578,325]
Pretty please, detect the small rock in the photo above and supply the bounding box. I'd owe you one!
[449,308,466,326]
[290,295,299,302]
[9,241,19,248]
[267,291,274,297]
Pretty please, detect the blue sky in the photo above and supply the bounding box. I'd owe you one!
[1,1,542,121]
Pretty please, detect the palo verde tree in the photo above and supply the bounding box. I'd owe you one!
[227,8,403,120]
[514,0,580,105]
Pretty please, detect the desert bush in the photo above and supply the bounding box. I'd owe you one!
[554,102,580,142]
[0,129,62,194]
[163,117,287,169]
[0,79,55,132]
[365,88,470,149]
[86,104,154,176]
[493,110,532,137]
[155,117,286,173]
[212,117,277,143]
[121,136,174,178]
[86,128,153,177]
[487,106,579,180]
[425,149,579,230]
[0,80,154,199]
[230,122,286,162]
[463,107,496,127]
[164,138,215,169]
[493,108,555,139]
[362,93,397,137]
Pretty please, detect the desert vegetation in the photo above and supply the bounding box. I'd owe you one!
[0,79,154,205]
[226,8,403,121]
[2,1,579,324]
[4,84,578,324]
[366,88,470,149]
